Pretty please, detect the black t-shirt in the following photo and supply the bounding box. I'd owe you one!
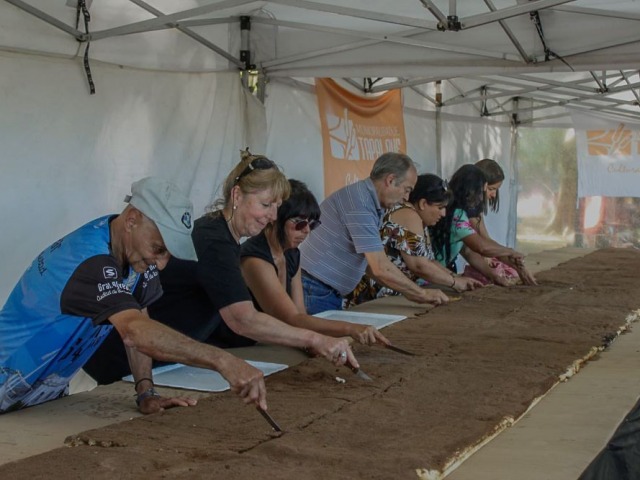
[86,213,257,384]
[148,213,252,331]
[240,231,300,310]
[61,255,162,325]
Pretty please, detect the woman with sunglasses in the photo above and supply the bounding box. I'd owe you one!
[347,174,482,305]
[430,164,532,286]
[239,179,390,346]
[462,159,537,286]
[85,151,358,384]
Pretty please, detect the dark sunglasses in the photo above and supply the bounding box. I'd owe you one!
[234,157,276,185]
[288,216,321,231]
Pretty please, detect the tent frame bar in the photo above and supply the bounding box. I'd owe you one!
[269,0,438,31]
[89,0,255,40]
[4,0,84,39]
[127,0,243,68]
[421,0,576,31]
[483,0,530,63]
[461,0,576,30]
[555,5,640,22]
[252,17,522,62]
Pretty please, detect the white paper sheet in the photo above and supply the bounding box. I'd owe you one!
[313,310,406,329]
[122,361,288,392]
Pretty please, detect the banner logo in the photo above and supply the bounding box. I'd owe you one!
[571,111,640,198]
[328,108,360,161]
[316,79,406,197]
[586,124,632,156]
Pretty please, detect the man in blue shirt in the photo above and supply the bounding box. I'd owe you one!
[0,177,267,414]
[300,152,449,314]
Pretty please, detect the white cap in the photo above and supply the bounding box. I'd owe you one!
[125,177,198,261]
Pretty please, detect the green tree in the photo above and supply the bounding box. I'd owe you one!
[517,128,577,235]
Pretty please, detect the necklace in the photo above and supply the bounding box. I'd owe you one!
[224,208,241,243]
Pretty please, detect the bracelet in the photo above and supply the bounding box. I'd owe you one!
[134,377,154,390]
[450,274,456,288]
[135,387,161,406]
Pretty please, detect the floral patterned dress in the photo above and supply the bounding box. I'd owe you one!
[345,203,435,307]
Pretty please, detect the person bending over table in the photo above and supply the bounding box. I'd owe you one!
[86,152,356,385]
[299,152,449,315]
[461,158,537,286]
[0,177,266,414]
[347,173,484,306]
[429,164,533,286]
[239,179,390,347]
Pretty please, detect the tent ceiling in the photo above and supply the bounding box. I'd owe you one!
[3,0,640,124]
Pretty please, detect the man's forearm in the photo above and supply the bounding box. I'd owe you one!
[124,344,154,393]
[119,315,233,373]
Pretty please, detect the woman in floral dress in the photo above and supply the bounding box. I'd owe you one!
[346,174,482,306]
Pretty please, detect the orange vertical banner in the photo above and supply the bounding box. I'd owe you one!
[315,78,407,198]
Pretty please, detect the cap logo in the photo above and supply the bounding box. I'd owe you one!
[103,266,118,279]
[181,211,192,229]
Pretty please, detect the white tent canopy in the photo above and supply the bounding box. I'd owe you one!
[3,0,640,123]
[1,0,639,303]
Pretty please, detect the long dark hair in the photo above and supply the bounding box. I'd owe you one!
[408,174,452,206]
[429,164,487,266]
[476,158,504,212]
[275,179,321,246]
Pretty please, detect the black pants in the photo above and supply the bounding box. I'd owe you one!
[84,311,256,385]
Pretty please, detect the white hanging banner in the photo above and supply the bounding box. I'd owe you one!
[571,110,640,198]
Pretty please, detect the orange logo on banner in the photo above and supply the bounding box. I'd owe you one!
[315,78,407,197]
[586,123,632,156]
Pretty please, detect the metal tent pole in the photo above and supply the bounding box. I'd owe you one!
[507,98,520,248]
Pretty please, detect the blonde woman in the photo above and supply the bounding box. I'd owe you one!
[87,152,358,385]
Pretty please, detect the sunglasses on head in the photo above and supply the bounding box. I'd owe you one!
[288,216,321,231]
[426,178,449,194]
[234,157,276,185]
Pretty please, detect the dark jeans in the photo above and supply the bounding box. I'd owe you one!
[301,271,343,315]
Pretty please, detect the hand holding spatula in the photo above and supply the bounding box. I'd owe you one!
[256,405,282,432]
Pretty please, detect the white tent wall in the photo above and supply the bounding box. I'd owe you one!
[402,85,439,174]
[403,109,438,174]
[0,52,255,305]
[264,80,324,199]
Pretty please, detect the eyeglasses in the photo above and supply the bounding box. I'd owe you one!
[234,157,276,185]
[288,216,321,231]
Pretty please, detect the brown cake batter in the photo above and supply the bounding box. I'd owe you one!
[1,248,638,479]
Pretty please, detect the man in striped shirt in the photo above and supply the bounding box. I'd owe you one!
[300,152,449,314]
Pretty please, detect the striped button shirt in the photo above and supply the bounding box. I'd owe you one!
[300,178,384,296]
